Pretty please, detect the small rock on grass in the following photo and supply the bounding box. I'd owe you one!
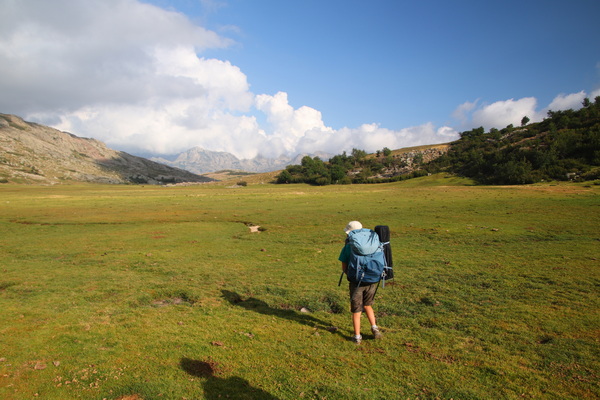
[34,362,46,370]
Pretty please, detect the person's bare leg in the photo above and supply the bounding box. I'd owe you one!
[364,306,376,327]
[352,312,362,336]
[364,305,382,339]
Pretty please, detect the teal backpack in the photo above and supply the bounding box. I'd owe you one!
[346,228,387,285]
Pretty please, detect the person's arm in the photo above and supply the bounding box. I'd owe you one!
[339,242,350,275]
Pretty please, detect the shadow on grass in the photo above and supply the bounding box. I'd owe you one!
[221,290,343,336]
[180,357,280,400]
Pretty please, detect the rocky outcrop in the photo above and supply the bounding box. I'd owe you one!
[376,146,450,178]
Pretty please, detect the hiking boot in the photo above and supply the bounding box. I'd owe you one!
[352,335,362,344]
[371,326,382,340]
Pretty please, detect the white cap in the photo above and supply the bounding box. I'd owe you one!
[344,221,362,234]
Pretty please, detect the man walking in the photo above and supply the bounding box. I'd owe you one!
[338,221,383,344]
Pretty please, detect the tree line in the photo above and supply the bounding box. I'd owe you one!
[276,148,428,185]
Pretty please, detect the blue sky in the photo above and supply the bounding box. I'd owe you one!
[191,0,600,129]
[1,0,599,159]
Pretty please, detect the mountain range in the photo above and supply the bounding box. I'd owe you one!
[151,148,333,174]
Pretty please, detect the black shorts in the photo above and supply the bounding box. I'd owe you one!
[349,282,378,313]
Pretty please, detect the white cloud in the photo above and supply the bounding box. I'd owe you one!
[0,0,231,112]
[255,93,458,157]
[453,91,594,132]
[0,0,272,158]
[547,91,586,111]
[0,0,461,160]
[471,97,539,130]
[152,46,253,111]
[452,100,478,123]
[256,92,328,136]
[24,0,593,161]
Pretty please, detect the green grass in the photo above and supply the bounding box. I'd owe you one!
[0,178,599,399]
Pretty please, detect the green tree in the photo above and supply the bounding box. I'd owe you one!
[493,159,534,185]
[329,152,351,170]
[330,164,347,183]
[350,148,367,166]
[582,97,591,108]
[301,156,315,170]
[276,169,292,184]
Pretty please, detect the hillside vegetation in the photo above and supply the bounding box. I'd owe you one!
[427,97,600,184]
[276,145,450,185]
[277,97,600,186]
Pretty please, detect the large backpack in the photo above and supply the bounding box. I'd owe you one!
[346,228,387,285]
[374,225,394,280]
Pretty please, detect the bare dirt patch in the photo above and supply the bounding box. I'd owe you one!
[151,297,193,307]
[249,225,261,233]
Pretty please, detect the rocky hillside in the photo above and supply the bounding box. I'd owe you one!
[0,114,212,185]
[371,145,450,179]
[275,144,450,185]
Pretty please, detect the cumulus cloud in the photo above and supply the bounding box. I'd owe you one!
[0,0,231,111]
[255,92,459,156]
[0,0,455,159]
[454,91,593,132]
[547,91,586,111]
[472,97,539,129]
[452,100,478,124]
[256,92,332,138]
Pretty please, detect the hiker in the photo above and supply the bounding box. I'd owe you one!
[338,220,383,344]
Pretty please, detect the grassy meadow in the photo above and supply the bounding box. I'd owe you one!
[0,175,599,399]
